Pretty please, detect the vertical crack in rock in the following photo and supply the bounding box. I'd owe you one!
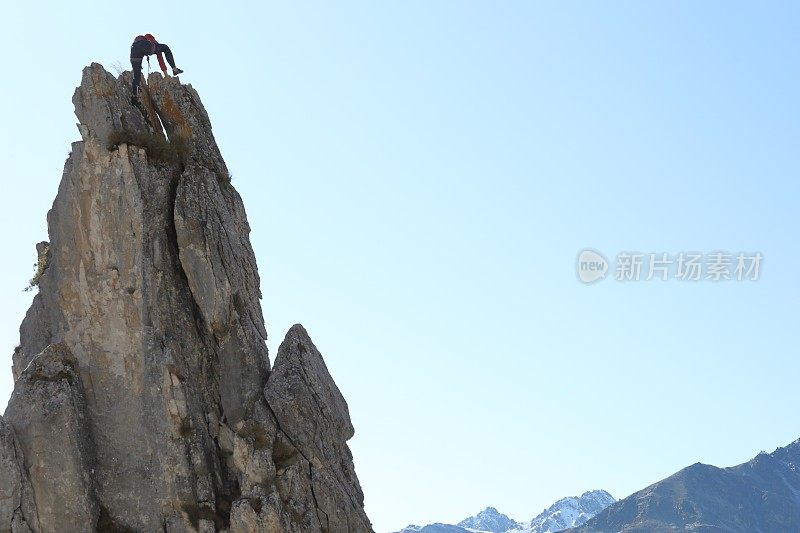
[4,63,372,532]
[0,414,40,532]
[264,325,371,532]
[5,344,97,532]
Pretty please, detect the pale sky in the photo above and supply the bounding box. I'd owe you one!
[1,2,799,532]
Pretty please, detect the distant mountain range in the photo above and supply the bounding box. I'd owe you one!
[568,438,800,532]
[397,437,800,533]
[394,490,615,533]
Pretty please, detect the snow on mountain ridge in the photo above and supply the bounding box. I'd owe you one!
[518,490,616,533]
[393,490,614,533]
[458,506,520,532]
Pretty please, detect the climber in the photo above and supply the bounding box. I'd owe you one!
[130,34,184,103]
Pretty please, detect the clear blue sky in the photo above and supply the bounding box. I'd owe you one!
[1,2,799,532]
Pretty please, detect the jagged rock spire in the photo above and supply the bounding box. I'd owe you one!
[1,63,371,532]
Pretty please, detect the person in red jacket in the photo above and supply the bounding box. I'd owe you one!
[130,34,184,102]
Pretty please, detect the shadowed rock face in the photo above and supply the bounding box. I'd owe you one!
[3,63,371,532]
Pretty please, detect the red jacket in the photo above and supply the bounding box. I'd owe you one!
[138,33,168,74]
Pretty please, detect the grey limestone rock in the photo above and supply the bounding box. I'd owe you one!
[265,325,370,533]
[5,63,371,533]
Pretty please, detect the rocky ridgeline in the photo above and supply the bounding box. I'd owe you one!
[0,64,371,532]
[396,491,615,533]
[569,440,800,532]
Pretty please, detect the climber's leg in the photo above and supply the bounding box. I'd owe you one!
[154,43,184,76]
[130,57,143,98]
[154,43,176,69]
[130,39,150,100]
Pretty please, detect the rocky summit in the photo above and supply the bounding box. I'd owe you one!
[0,63,371,532]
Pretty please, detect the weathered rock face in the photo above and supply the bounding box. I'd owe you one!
[3,63,371,532]
[265,326,370,533]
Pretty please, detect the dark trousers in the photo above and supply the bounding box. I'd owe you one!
[130,41,177,93]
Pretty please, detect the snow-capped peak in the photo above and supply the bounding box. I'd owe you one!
[515,490,616,533]
[393,490,614,533]
[457,506,520,532]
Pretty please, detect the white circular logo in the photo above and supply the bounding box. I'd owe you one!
[577,249,609,284]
